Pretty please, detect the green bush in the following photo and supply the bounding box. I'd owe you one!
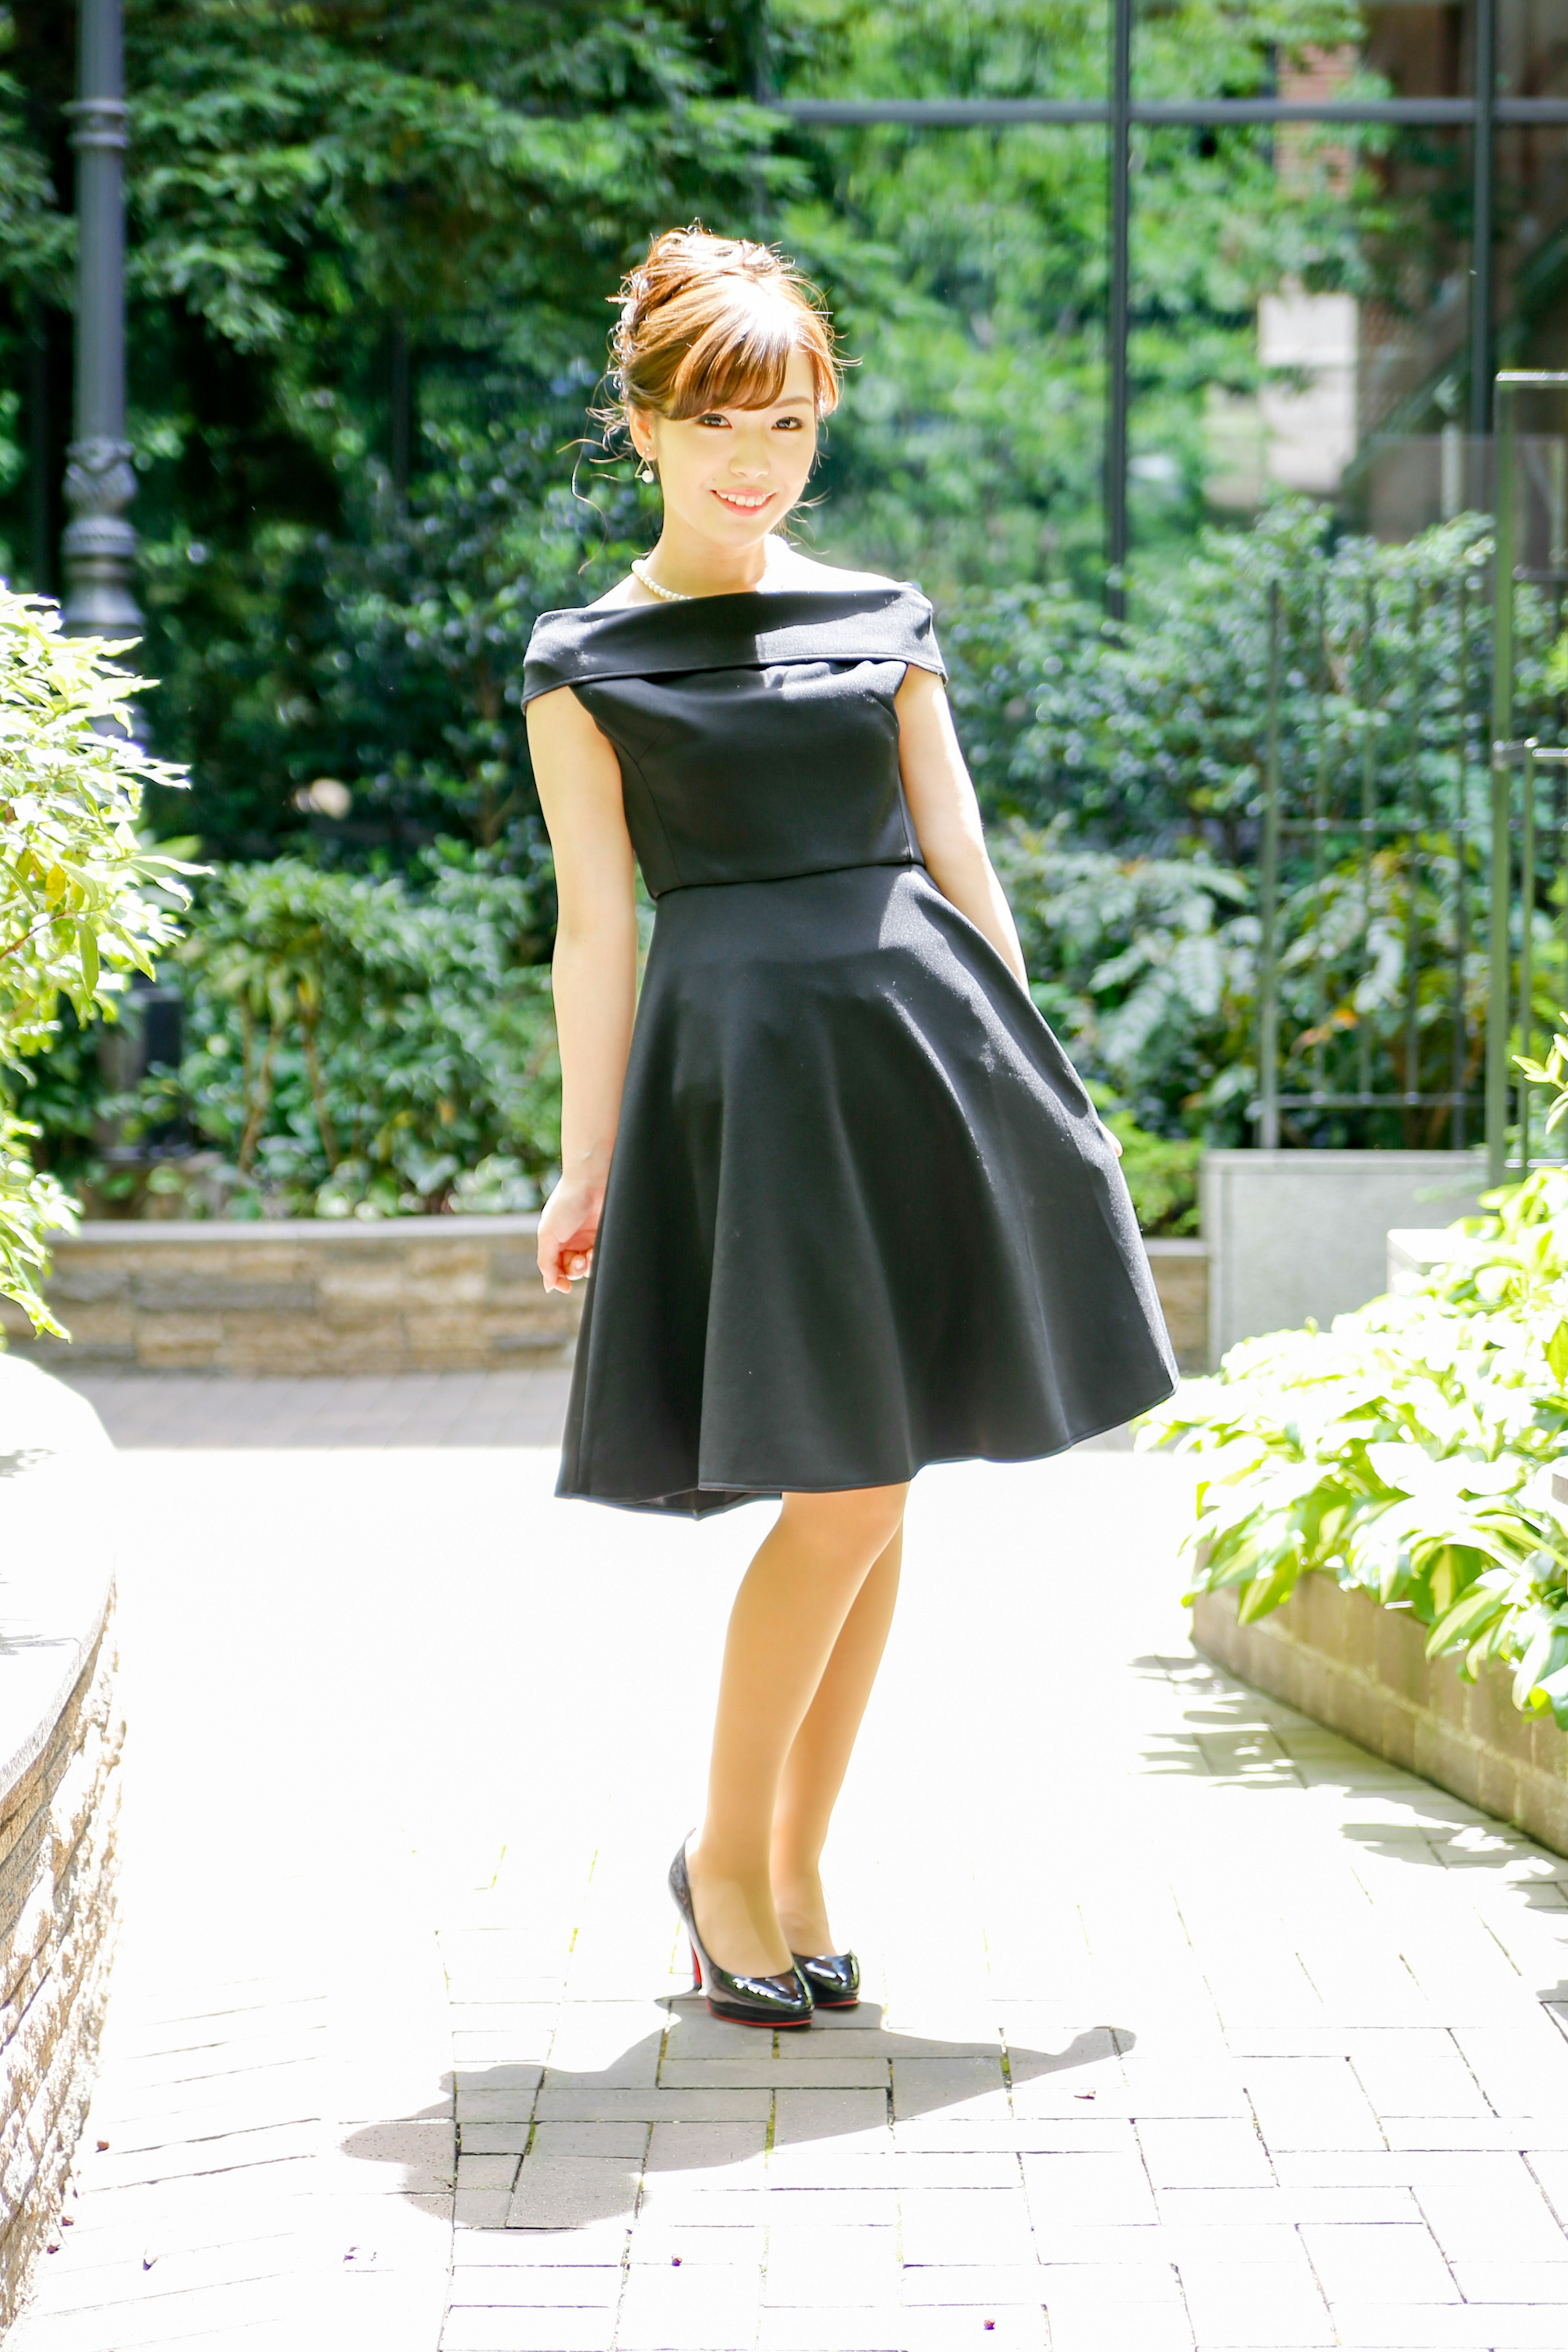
[992,815,1252,1156]
[136,844,560,1218]
[1141,1169,1568,1728]
[0,590,189,1331]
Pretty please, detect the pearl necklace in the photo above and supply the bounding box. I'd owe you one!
[630,557,691,603]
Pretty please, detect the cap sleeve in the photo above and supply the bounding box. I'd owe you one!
[902,586,946,683]
[522,610,586,708]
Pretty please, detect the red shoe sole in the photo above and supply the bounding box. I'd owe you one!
[704,1999,813,2027]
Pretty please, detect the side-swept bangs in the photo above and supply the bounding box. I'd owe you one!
[655,284,840,420]
[610,229,844,428]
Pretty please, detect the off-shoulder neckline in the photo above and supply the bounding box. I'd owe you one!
[545,581,922,623]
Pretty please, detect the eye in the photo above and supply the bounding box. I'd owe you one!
[775,417,804,431]
[695,412,730,429]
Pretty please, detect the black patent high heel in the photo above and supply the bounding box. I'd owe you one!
[791,1949,860,2008]
[668,1842,814,2029]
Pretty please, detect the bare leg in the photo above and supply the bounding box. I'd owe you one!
[771,1520,902,1956]
[686,1484,908,1977]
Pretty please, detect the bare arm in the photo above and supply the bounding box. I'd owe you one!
[895,664,1027,985]
[526,685,640,1294]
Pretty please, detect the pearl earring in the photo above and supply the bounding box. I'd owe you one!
[638,460,655,483]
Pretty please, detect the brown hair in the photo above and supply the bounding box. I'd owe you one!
[608,227,843,429]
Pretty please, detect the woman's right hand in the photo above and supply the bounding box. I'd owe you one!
[538,1176,604,1295]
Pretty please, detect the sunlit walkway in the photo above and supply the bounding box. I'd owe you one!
[10,1374,1568,2352]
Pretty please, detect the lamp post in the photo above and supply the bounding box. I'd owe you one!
[62,0,140,637]
[1105,0,1133,624]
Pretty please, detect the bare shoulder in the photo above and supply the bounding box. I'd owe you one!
[586,576,648,610]
[765,545,905,594]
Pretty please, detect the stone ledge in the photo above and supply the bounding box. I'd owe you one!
[0,1220,1207,1378]
[0,1360,122,2330]
[0,1215,581,1376]
[1193,1575,1568,1857]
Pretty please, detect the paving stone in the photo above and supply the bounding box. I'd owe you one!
[527,2123,648,2161]
[1045,2306,1193,2352]
[453,2220,628,2266]
[615,2262,760,2348]
[1341,2029,1490,2119]
[628,2221,766,2265]
[889,2059,1006,2120]
[766,2144,896,2190]
[1331,2307,1568,2347]
[441,2310,616,2351]
[532,2086,773,2123]
[459,2125,531,2156]
[763,2185,900,2225]
[756,2315,909,2352]
[1135,2118,1274,2189]
[1298,2220,1459,2303]
[503,2156,639,2230]
[763,2223,899,2305]
[1020,2152,1159,2226]
[1447,2260,1568,2302]
[446,2263,622,2306]
[911,2254,1059,2305]
[1177,2254,1335,2347]
[896,2189,1037,2267]
[1241,2056,1386,2150]
[1155,2186,1420,2226]
[1414,2172,1568,2262]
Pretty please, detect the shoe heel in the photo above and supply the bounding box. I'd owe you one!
[668,1838,813,2029]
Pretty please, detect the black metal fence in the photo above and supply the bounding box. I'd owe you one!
[1250,374,1568,1180]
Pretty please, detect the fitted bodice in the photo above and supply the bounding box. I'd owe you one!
[522,582,945,898]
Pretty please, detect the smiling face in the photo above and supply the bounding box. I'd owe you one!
[629,345,820,558]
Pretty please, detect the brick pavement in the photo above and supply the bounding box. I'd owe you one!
[10,1373,1568,2351]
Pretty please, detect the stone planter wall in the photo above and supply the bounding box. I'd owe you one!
[1145,1240,1206,1374]
[0,1361,123,2328]
[0,1215,580,1376]
[1194,1575,1568,1859]
[0,1220,1206,1379]
[1201,1151,1493,1366]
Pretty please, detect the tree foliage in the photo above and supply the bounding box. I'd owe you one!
[773,0,1366,592]
[0,0,1381,854]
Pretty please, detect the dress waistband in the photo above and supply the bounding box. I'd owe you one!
[650,853,925,901]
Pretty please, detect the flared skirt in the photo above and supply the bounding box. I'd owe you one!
[557,862,1177,1515]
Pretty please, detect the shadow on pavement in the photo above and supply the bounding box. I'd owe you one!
[343,2009,1131,2231]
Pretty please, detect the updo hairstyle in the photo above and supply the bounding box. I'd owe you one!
[607,227,843,436]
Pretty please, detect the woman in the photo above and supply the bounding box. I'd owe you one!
[524,229,1175,2030]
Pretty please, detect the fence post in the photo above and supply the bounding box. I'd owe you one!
[1258,579,1282,1151]
[1518,739,1537,1172]
[1487,381,1517,1185]
[1487,740,1512,1187]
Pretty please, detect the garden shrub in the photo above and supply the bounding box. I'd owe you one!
[1141,1169,1568,1728]
[991,815,1252,1160]
[136,844,560,1218]
[0,590,189,1331]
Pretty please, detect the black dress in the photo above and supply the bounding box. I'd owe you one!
[523,579,1176,1516]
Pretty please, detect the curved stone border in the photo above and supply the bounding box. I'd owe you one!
[0,1358,122,2328]
[1194,1575,1568,1858]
